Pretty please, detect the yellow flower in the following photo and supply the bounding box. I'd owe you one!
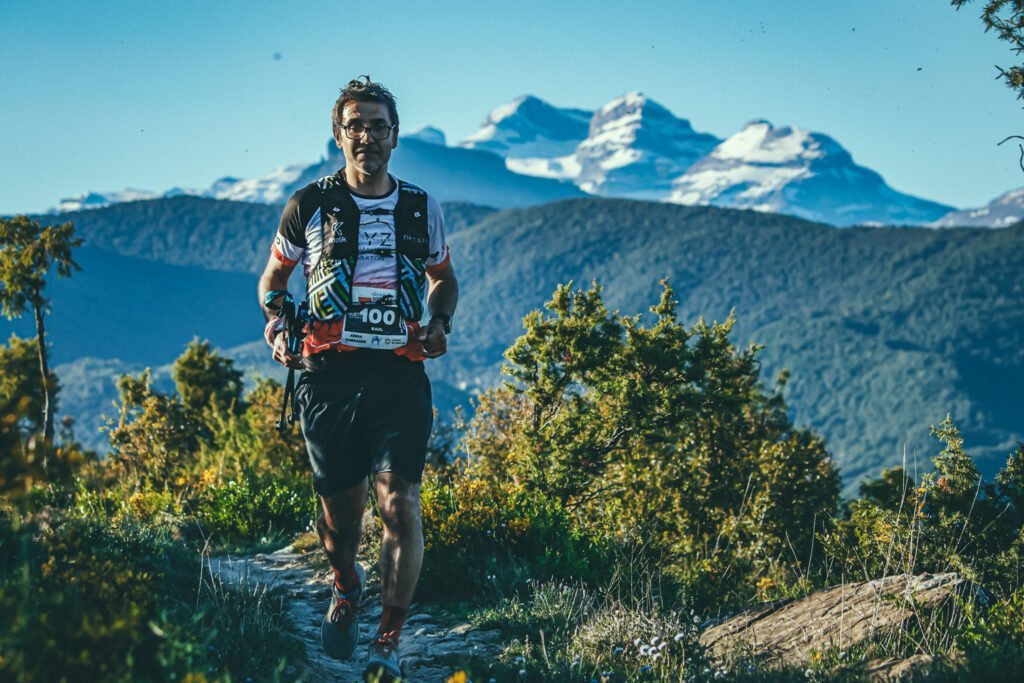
[447,671,469,683]
[201,466,220,485]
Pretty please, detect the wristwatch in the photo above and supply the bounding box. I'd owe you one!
[430,313,452,335]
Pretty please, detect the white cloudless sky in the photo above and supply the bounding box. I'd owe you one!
[0,0,1020,213]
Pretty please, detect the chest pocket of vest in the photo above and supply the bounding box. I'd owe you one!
[306,176,431,323]
[307,256,357,320]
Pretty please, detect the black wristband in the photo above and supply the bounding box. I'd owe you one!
[430,313,452,335]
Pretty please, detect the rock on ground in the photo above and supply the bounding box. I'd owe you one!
[699,573,985,681]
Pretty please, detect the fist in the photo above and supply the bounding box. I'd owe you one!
[417,320,448,359]
[272,333,304,369]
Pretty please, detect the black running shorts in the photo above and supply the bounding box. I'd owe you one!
[295,361,433,496]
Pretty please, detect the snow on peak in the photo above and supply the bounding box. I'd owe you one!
[204,163,307,204]
[713,121,828,164]
[669,122,951,226]
[55,189,159,212]
[458,95,591,159]
[405,125,447,146]
[568,92,720,199]
[930,186,1024,228]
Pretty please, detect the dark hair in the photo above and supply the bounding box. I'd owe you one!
[332,75,399,135]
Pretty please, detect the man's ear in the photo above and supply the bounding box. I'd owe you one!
[391,126,399,150]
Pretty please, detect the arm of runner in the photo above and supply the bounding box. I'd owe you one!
[418,259,458,359]
[258,255,304,369]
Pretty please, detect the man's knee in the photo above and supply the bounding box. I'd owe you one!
[377,479,421,532]
[320,480,368,533]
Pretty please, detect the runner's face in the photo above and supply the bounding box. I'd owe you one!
[335,100,397,177]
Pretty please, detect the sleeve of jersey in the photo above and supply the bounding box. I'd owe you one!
[271,192,308,267]
[425,193,451,274]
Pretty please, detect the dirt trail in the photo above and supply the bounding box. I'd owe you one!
[215,546,503,682]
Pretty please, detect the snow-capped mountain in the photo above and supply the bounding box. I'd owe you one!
[55,189,159,212]
[570,92,721,199]
[202,164,307,204]
[931,187,1024,228]
[501,92,721,200]
[48,92,968,226]
[458,95,591,159]
[667,120,953,227]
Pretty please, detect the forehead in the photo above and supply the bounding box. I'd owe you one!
[341,100,393,124]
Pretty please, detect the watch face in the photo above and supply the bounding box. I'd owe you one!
[433,315,451,334]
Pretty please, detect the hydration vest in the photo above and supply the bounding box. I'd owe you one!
[306,173,430,323]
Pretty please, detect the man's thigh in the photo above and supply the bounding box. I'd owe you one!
[297,375,374,496]
[362,368,434,485]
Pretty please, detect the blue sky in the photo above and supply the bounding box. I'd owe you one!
[0,0,1019,213]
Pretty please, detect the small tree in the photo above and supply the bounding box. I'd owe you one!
[0,216,80,451]
[172,338,244,417]
[466,279,840,600]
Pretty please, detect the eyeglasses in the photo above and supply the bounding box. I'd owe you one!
[342,122,397,141]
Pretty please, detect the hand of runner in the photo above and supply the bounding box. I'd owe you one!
[272,332,304,369]
[418,320,447,359]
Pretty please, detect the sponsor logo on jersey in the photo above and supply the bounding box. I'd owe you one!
[331,220,347,244]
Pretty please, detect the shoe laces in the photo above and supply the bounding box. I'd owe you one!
[371,630,399,655]
[330,586,359,625]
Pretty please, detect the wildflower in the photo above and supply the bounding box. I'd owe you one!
[658,642,668,651]
[612,647,623,656]
[838,651,847,660]
[634,638,643,647]
[674,632,686,642]
[804,669,814,679]
[652,652,662,662]
[651,636,661,645]
[518,670,528,679]
[515,656,525,665]
[638,665,653,676]
[446,672,469,683]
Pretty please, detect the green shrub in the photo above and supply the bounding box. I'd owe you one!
[195,476,314,546]
[946,589,1024,680]
[463,281,840,610]
[821,421,1024,598]
[0,512,304,682]
[419,476,614,600]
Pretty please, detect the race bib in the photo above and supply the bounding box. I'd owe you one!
[340,302,408,349]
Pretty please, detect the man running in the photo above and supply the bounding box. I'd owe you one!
[258,75,458,683]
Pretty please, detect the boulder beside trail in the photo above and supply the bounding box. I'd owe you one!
[699,573,985,681]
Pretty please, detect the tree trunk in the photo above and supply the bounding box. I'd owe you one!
[33,302,53,466]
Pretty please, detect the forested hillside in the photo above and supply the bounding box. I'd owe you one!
[10,196,1024,488]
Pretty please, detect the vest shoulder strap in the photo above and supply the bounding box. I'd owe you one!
[394,180,430,258]
[318,173,360,259]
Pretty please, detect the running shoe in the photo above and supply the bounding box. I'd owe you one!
[321,563,365,660]
[362,630,402,682]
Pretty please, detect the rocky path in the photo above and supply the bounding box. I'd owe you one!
[214,546,504,682]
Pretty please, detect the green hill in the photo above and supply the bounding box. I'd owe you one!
[15,196,1024,489]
